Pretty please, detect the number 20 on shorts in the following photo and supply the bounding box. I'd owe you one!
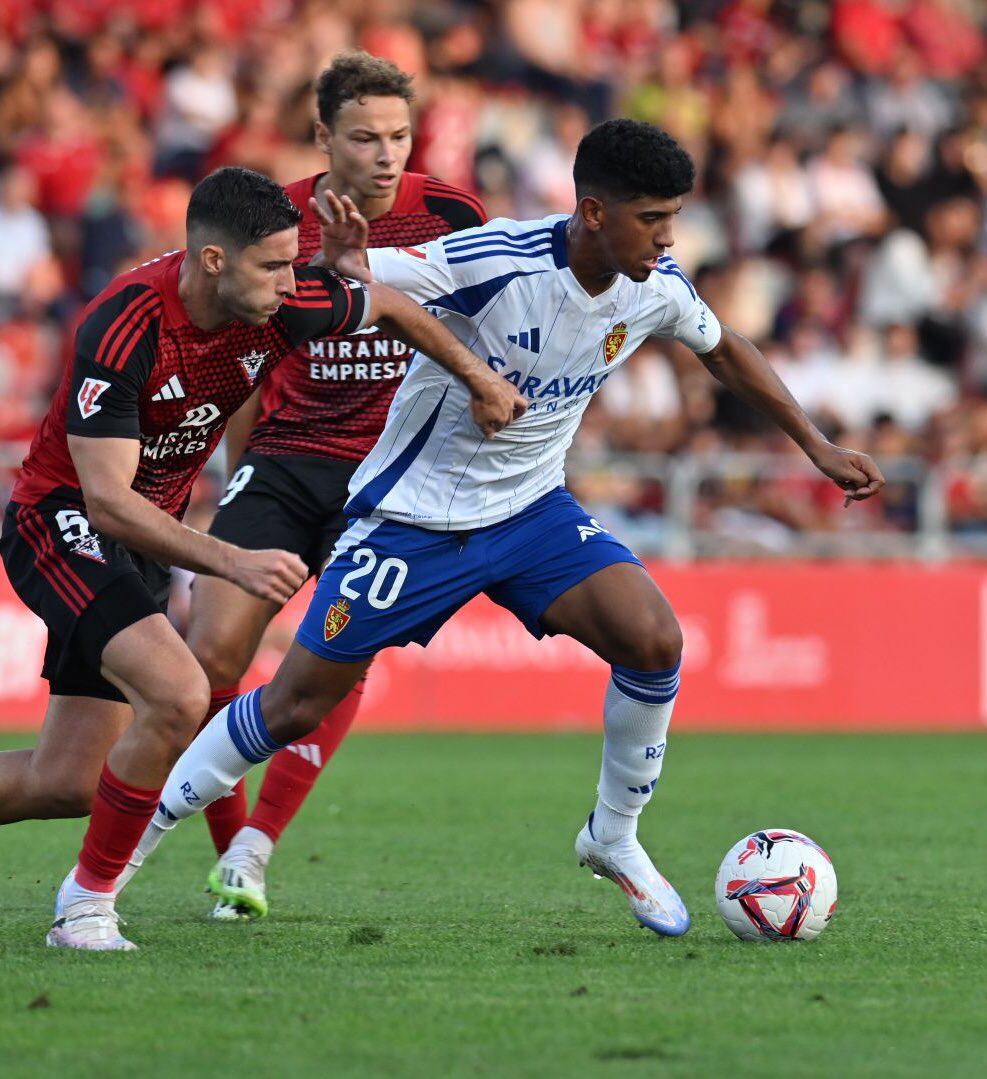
[338,548,408,610]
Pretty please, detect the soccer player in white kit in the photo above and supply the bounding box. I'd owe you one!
[129,121,884,942]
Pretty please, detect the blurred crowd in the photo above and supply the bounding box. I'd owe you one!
[1,0,987,555]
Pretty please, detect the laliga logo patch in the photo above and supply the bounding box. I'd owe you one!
[324,597,351,641]
[604,322,628,364]
[238,349,268,383]
[77,377,111,419]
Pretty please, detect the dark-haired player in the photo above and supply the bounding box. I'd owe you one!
[142,121,885,941]
[115,52,489,919]
[0,165,521,950]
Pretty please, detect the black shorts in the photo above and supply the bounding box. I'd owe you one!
[208,452,359,578]
[1,498,171,702]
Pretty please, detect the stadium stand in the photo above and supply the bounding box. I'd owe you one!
[1,0,985,556]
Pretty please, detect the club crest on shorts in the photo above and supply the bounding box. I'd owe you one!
[71,534,106,563]
[324,598,351,641]
[604,322,628,364]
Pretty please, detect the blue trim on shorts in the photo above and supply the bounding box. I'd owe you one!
[296,487,644,662]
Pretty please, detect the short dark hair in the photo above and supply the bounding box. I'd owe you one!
[573,119,695,202]
[316,51,414,127]
[186,167,302,249]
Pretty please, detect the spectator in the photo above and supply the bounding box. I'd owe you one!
[875,127,934,234]
[0,0,984,556]
[865,45,956,139]
[832,0,903,77]
[778,60,862,151]
[807,125,887,247]
[153,41,237,180]
[902,0,986,80]
[0,161,60,317]
[731,132,813,253]
[873,323,958,429]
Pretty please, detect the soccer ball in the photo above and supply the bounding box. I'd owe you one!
[715,829,838,942]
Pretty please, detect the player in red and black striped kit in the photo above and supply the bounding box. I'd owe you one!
[117,53,488,920]
[0,165,517,950]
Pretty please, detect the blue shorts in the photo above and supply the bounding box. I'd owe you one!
[296,487,643,662]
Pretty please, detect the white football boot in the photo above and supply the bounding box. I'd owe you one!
[47,898,136,951]
[575,814,690,937]
[206,844,268,918]
[48,867,137,951]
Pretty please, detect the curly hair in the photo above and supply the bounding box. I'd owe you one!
[187,167,302,248]
[316,51,415,127]
[573,119,695,201]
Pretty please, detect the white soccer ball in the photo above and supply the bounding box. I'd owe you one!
[715,829,838,942]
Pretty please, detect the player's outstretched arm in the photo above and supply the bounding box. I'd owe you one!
[67,435,307,603]
[698,326,885,504]
[366,282,527,438]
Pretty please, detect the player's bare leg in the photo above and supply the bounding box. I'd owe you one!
[186,574,281,854]
[541,562,690,936]
[215,676,363,916]
[48,614,211,951]
[128,643,371,916]
[113,574,281,898]
[204,644,369,914]
[117,574,366,916]
[187,575,281,697]
[0,696,131,825]
[189,574,365,856]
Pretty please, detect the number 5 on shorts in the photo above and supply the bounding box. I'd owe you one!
[219,464,255,506]
[339,548,408,610]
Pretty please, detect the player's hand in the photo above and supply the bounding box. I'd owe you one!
[469,370,528,437]
[228,548,308,604]
[809,442,885,507]
[309,193,373,283]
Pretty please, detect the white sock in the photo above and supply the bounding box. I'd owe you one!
[114,689,282,895]
[114,817,172,895]
[590,662,680,845]
[159,687,283,821]
[61,867,114,908]
[228,826,274,865]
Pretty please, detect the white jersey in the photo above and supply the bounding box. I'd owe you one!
[347,214,721,530]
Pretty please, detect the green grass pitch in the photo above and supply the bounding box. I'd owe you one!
[1,731,985,1078]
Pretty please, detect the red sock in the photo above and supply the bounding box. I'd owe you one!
[76,764,162,892]
[247,680,364,844]
[201,687,248,855]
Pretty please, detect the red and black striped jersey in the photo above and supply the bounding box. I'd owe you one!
[248,171,486,461]
[13,250,367,518]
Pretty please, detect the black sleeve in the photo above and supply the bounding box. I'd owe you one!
[275,267,369,347]
[423,179,488,232]
[66,284,161,439]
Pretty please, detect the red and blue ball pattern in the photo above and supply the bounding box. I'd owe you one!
[715,829,838,942]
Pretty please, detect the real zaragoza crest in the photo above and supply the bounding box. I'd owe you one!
[604,321,628,364]
[324,598,351,641]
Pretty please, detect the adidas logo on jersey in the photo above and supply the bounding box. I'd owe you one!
[507,327,541,353]
[577,519,609,543]
[238,349,268,383]
[286,743,323,768]
[152,375,185,401]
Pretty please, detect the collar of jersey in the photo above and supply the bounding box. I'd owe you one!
[550,216,624,311]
